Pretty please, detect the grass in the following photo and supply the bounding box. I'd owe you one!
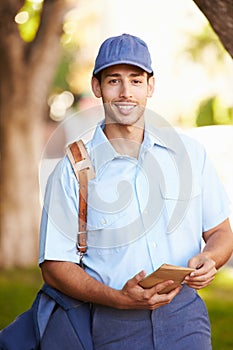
[0,267,43,328]
[0,267,233,349]
[198,267,233,349]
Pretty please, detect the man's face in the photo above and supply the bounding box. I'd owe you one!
[92,64,154,126]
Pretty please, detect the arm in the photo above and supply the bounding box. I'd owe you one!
[185,218,233,289]
[41,260,181,310]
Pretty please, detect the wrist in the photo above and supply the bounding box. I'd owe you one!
[201,250,216,264]
[102,288,126,309]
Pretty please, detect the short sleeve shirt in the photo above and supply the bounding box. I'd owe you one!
[39,123,231,289]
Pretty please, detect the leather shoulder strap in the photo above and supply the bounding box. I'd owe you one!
[66,140,95,266]
[66,140,95,181]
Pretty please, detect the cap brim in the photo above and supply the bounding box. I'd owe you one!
[93,60,153,75]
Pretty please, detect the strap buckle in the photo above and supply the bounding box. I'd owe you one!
[76,231,87,250]
[76,235,87,268]
[78,250,86,269]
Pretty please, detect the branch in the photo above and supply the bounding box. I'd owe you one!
[28,0,72,67]
[193,0,233,58]
[0,0,24,15]
[24,0,74,98]
[0,0,26,74]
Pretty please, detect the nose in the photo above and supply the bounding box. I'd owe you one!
[119,81,132,99]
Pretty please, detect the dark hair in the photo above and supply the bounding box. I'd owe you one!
[93,71,102,84]
[93,70,154,84]
[147,72,154,81]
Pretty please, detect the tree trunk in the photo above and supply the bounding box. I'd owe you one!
[0,57,48,267]
[193,0,233,58]
[0,0,73,267]
[0,111,42,267]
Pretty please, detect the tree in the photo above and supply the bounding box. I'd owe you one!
[0,0,74,267]
[193,0,233,58]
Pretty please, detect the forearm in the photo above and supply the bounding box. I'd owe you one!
[185,219,233,289]
[41,260,121,308]
[41,260,182,310]
[202,219,233,269]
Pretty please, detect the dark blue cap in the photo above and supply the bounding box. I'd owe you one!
[93,34,153,75]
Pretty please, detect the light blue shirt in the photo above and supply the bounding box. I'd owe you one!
[39,123,231,289]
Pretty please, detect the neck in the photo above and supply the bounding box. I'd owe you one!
[104,122,144,159]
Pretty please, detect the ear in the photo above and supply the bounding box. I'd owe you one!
[147,76,155,98]
[91,76,102,98]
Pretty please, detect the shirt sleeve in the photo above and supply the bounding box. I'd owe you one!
[201,150,231,232]
[39,156,80,264]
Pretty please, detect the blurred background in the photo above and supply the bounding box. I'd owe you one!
[0,0,232,347]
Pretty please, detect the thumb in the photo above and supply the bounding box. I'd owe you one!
[130,270,146,286]
[188,254,204,269]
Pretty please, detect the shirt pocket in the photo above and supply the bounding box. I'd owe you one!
[161,181,201,200]
[160,182,201,232]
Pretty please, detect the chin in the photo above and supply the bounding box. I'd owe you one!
[105,104,145,126]
[110,112,144,127]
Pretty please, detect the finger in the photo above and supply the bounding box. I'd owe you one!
[154,280,175,294]
[186,267,216,281]
[148,286,182,310]
[184,275,215,289]
[156,282,182,296]
[185,264,216,281]
[188,254,216,273]
[185,281,213,289]
[188,256,203,270]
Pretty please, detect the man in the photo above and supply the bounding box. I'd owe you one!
[39,34,233,349]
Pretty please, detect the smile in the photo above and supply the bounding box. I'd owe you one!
[114,103,136,114]
[118,105,134,110]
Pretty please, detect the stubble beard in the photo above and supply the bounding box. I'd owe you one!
[103,102,145,127]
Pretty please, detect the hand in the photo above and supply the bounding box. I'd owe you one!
[184,253,217,290]
[118,270,182,310]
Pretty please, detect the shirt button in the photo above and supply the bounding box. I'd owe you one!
[101,218,106,225]
[152,242,157,248]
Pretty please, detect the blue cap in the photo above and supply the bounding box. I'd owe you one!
[93,34,153,75]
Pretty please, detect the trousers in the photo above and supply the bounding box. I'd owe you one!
[91,286,212,350]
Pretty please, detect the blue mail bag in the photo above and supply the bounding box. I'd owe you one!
[0,283,93,350]
[0,141,95,349]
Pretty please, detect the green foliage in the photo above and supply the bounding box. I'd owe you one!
[196,97,215,126]
[15,1,77,93]
[180,22,233,128]
[196,96,233,126]
[16,0,43,42]
[52,53,72,91]
[184,24,226,62]
[0,267,233,349]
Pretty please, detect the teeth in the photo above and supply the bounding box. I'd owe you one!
[118,105,135,110]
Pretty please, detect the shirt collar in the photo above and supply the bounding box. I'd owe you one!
[143,123,178,153]
[88,122,118,173]
[88,122,177,173]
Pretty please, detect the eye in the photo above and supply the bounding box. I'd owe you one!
[108,79,120,85]
[132,79,142,85]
